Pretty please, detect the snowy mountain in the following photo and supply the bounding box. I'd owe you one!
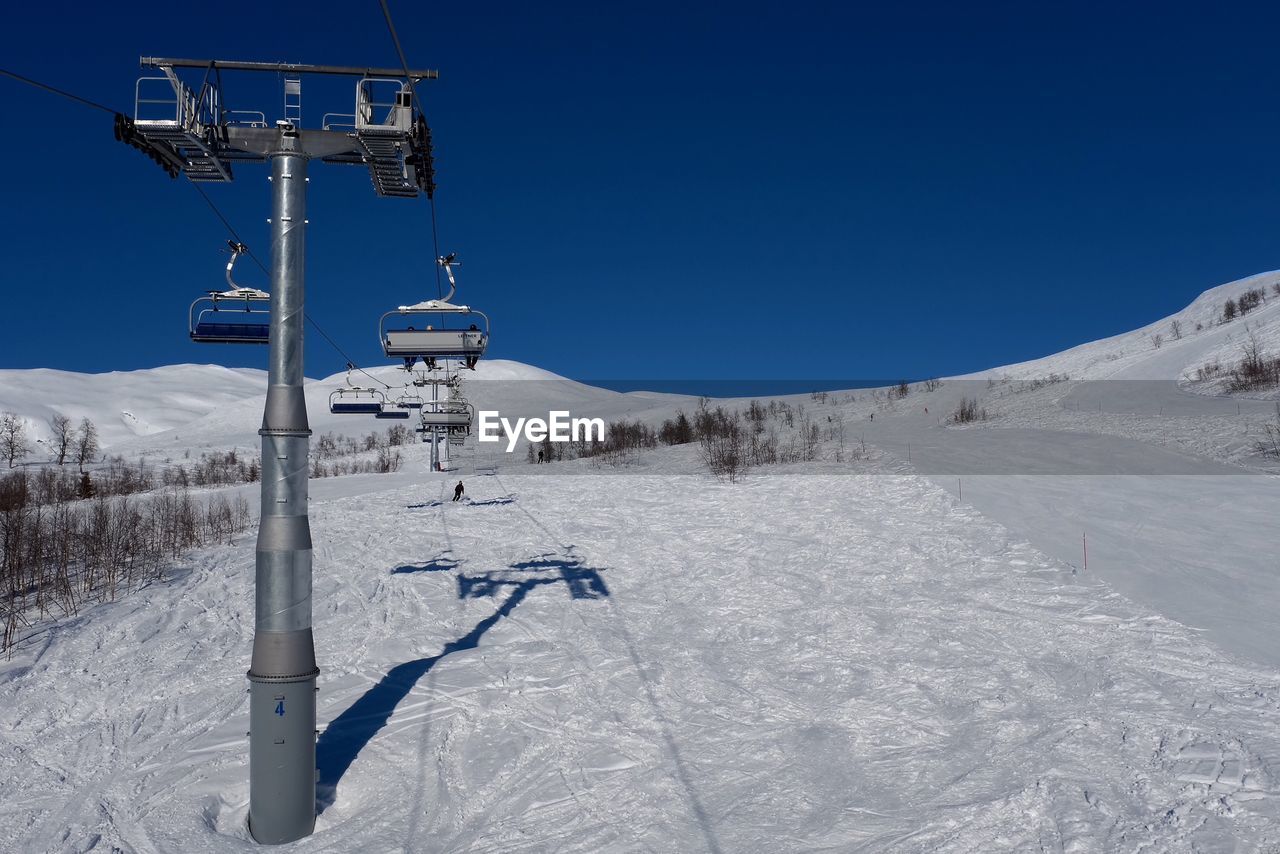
[0,364,267,450]
[3,274,1280,852]
[961,270,1280,385]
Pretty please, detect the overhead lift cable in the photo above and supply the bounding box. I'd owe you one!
[0,67,117,114]
[378,0,444,299]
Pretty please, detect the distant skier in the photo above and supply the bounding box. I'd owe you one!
[870,412,874,422]
[537,449,544,464]
[452,481,465,502]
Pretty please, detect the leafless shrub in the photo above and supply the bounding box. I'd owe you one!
[1258,404,1280,459]
[659,411,695,445]
[1226,332,1280,392]
[1195,359,1222,382]
[950,397,988,424]
[699,408,744,482]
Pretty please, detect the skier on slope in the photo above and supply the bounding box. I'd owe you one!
[452,481,465,502]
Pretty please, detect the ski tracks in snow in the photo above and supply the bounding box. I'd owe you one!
[2,470,1280,851]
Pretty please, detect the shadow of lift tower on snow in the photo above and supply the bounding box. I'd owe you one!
[315,553,609,811]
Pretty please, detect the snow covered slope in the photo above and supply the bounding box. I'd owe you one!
[0,365,267,450]
[961,270,1280,385]
[3,467,1279,852]
[107,359,692,456]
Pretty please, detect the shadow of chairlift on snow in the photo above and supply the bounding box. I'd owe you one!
[404,500,444,510]
[463,494,517,507]
[405,493,514,510]
[458,554,609,601]
[315,553,609,811]
[390,553,459,575]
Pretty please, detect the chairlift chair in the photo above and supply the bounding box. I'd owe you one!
[189,241,270,344]
[395,391,425,409]
[380,254,489,369]
[419,400,475,433]
[329,387,386,414]
[374,404,411,419]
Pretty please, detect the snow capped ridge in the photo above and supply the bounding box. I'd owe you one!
[962,270,1280,383]
[0,363,269,449]
[312,359,570,386]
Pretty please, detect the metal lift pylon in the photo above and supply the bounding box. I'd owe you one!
[122,56,439,845]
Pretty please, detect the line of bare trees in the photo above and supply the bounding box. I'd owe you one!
[1,484,251,656]
[310,425,408,477]
[651,399,851,481]
[525,419,659,466]
[1221,286,1270,323]
[1,413,99,471]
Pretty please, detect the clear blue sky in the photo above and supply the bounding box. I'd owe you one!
[1,1,1278,383]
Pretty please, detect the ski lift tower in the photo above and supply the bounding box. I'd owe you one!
[120,56,438,845]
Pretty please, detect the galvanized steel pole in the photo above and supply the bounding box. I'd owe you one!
[247,128,318,844]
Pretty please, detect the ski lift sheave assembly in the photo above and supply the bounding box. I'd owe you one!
[380,254,489,370]
[189,241,271,344]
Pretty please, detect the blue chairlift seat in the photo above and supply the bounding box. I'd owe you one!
[191,321,270,344]
[330,386,386,415]
[331,401,383,414]
[191,281,271,346]
[375,408,411,419]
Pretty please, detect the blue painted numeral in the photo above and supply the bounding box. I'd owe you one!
[275,700,285,717]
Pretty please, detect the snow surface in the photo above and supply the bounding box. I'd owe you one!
[3,273,1280,851]
[0,365,267,450]
[5,469,1279,852]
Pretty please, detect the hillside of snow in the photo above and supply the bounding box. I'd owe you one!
[3,272,1280,851]
[0,364,267,450]
[105,359,692,458]
[960,270,1280,388]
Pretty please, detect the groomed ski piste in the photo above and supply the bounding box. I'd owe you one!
[3,272,1280,852]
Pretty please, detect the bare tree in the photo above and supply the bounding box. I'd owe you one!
[48,414,73,465]
[75,418,99,473]
[1170,319,1183,341]
[1150,333,1163,350]
[0,413,29,469]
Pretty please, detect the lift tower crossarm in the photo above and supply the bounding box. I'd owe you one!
[139,56,439,79]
